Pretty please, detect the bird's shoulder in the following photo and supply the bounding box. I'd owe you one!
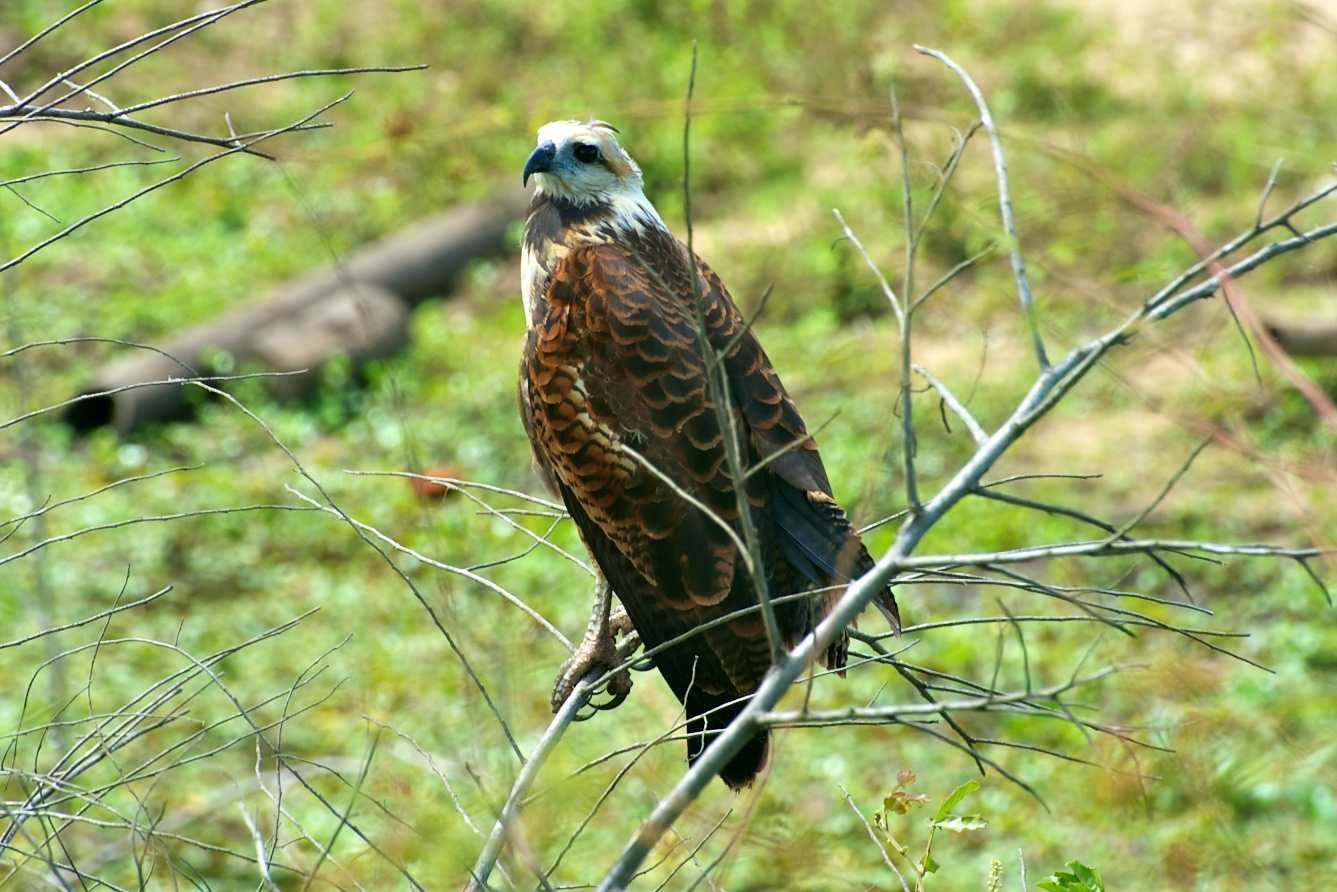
[537,226,834,492]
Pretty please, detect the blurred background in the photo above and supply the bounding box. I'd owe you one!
[2,1,1336,889]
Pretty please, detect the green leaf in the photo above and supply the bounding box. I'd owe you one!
[933,813,988,832]
[1035,866,1100,892]
[919,851,941,875]
[1035,881,1093,892]
[1066,861,1104,891]
[932,780,980,823]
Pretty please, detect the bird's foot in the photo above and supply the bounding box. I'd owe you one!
[551,606,635,716]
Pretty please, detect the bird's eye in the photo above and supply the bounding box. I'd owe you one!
[572,143,601,164]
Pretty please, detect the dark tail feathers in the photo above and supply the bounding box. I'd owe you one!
[769,478,902,635]
[685,688,769,791]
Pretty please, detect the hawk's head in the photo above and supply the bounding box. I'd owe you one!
[523,120,643,207]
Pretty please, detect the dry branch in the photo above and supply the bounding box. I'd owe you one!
[1,6,436,887]
[584,49,1337,890]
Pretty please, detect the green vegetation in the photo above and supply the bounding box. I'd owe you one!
[3,1,1336,889]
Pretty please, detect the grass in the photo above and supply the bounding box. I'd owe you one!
[3,1,1337,889]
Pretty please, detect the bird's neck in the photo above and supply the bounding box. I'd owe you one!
[521,188,679,323]
[529,186,664,244]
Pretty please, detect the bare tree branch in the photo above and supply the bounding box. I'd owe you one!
[1,92,353,275]
[914,46,1048,372]
[466,672,600,891]
[587,52,1337,888]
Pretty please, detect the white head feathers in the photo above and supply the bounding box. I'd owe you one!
[523,120,647,207]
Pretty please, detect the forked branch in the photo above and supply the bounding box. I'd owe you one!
[589,49,1337,890]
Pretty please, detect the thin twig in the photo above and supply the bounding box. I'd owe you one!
[0,156,179,189]
[915,365,987,444]
[914,46,1048,372]
[2,93,354,274]
[466,672,600,891]
[840,785,912,892]
[592,100,1337,892]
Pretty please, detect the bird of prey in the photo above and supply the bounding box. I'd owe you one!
[519,120,900,790]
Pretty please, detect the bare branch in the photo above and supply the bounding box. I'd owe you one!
[0,0,103,74]
[914,46,1048,372]
[0,504,315,571]
[840,786,912,892]
[284,486,573,650]
[758,666,1122,726]
[0,589,170,651]
[1,92,354,275]
[834,209,903,324]
[0,156,179,189]
[466,672,600,891]
[590,62,1337,889]
[915,365,987,444]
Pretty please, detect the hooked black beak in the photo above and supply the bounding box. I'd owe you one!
[523,142,556,186]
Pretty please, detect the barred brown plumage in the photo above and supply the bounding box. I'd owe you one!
[519,120,900,790]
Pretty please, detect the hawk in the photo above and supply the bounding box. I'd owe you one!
[519,120,900,790]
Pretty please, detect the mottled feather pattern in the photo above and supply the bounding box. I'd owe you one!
[520,122,899,789]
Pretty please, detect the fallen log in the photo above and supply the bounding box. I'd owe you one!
[64,187,530,434]
[1266,319,1337,357]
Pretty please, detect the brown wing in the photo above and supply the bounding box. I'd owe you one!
[522,227,896,787]
[696,259,901,638]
